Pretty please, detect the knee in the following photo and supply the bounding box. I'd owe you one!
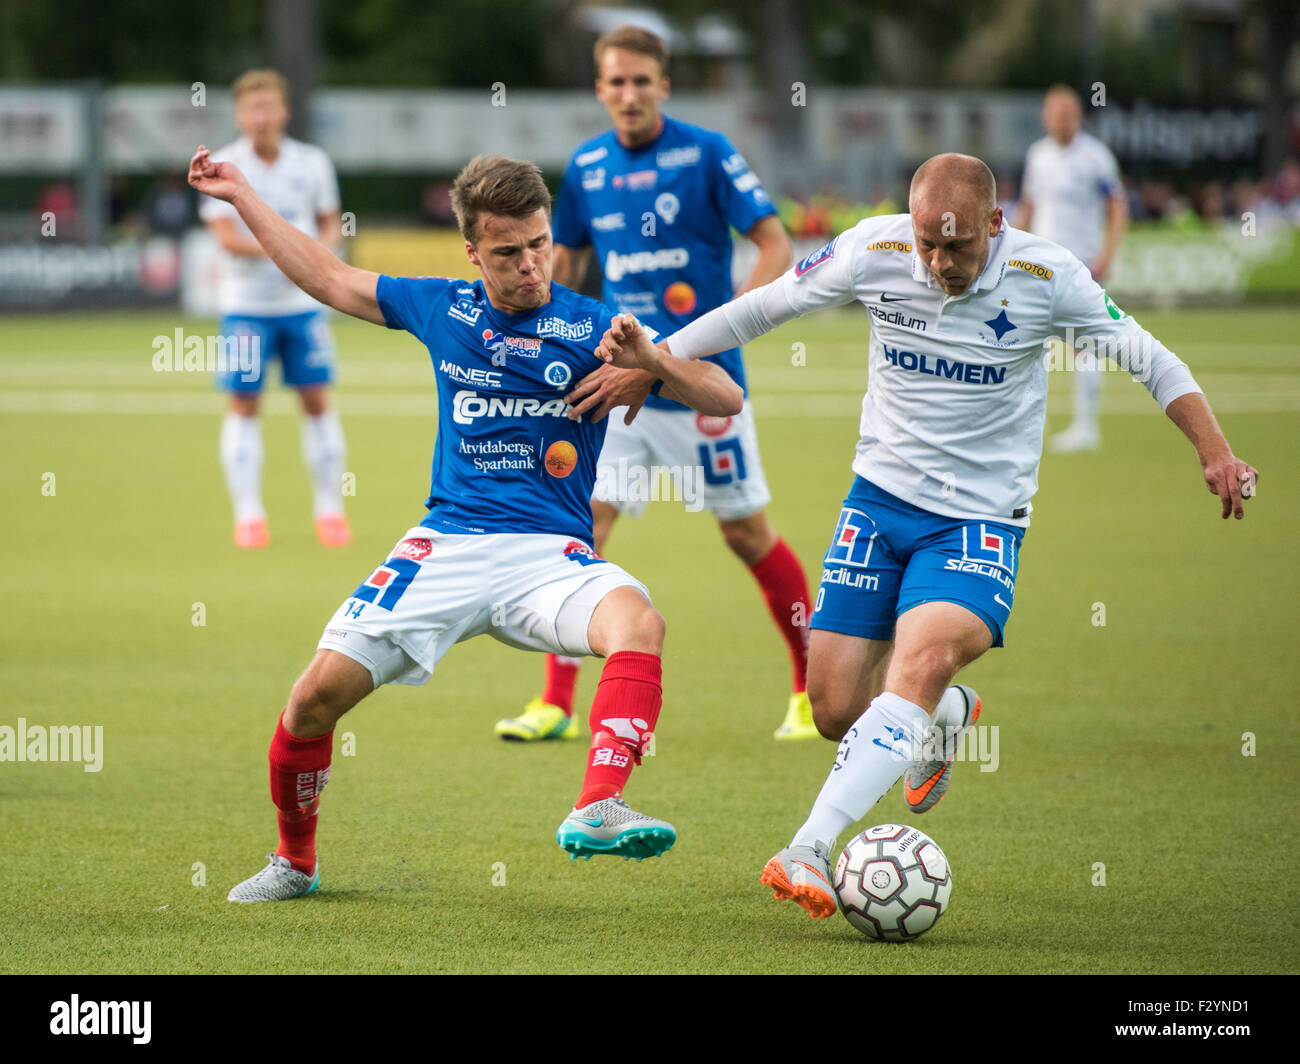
[286,671,348,735]
[896,643,962,693]
[808,686,851,742]
[609,603,665,656]
[719,520,772,567]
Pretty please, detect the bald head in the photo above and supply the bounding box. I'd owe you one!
[909,153,997,218]
[908,153,1003,296]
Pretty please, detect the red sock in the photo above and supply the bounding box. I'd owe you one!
[268,712,333,875]
[542,654,582,716]
[576,651,661,807]
[749,538,811,693]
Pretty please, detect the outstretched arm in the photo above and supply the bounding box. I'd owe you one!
[595,315,742,417]
[1165,393,1258,520]
[188,145,384,325]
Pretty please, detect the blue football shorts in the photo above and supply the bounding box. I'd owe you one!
[215,310,336,393]
[810,476,1026,646]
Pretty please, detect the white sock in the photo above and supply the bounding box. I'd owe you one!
[220,412,265,523]
[301,410,346,517]
[790,692,929,852]
[1073,364,1102,429]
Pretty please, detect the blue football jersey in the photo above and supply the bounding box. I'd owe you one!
[553,115,776,410]
[377,275,614,543]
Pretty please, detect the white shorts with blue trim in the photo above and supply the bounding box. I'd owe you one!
[317,528,648,687]
[593,400,771,520]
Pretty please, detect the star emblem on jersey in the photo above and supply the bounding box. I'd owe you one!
[983,308,1017,340]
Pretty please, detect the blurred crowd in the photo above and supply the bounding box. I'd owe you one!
[22,156,1300,243]
[778,157,1300,239]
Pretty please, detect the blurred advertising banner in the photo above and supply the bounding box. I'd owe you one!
[0,236,182,310]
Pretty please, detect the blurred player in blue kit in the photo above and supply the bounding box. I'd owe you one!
[498,26,819,745]
[189,145,742,901]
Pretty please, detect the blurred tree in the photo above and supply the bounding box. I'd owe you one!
[0,0,261,82]
[0,0,547,87]
[320,0,547,87]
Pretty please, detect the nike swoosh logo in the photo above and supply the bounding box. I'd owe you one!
[571,816,603,827]
[994,593,1010,609]
[792,861,830,886]
[879,292,911,303]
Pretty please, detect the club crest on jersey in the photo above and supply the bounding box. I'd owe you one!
[982,309,1018,343]
[544,361,572,389]
[796,240,836,276]
[481,330,541,358]
[562,541,606,567]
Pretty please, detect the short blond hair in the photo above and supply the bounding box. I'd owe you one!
[450,154,551,245]
[232,69,290,105]
[594,25,669,76]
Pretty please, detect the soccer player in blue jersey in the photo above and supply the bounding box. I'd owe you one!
[188,146,742,901]
[498,25,819,745]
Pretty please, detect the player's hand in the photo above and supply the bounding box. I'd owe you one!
[187,146,248,203]
[1200,448,1258,520]
[595,314,664,373]
[565,363,655,424]
[1089,254,1111,283]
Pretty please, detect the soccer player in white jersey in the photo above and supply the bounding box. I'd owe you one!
[199,69,351,549]
[496,26,817,745]
[1017,84,1128,453]
[190,145,742,901]
[589,153,1257,921]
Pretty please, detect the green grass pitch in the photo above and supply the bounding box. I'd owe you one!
[1,303,1296,974]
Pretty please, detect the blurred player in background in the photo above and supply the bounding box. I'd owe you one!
[1016,84,1128,453]
[497,25,818,744]
[200,69,351,549]
[618,152,1256,920]
[190,146,743,900]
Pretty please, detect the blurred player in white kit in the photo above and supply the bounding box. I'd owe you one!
[200,69,351,548]
[1017,84,1128,453]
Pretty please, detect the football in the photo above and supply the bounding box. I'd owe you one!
[833,824,952,941]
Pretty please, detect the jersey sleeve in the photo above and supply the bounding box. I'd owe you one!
[552,160,590,249]
[1049,259,1200,410]
[664,226,860,360]
[1094,142,1122,199]
[376,275,454,335]
[707,134,776,235]
[313,148,342,214]
[778,226,862,314]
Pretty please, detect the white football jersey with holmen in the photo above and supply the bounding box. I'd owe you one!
[667,214,1201,526]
